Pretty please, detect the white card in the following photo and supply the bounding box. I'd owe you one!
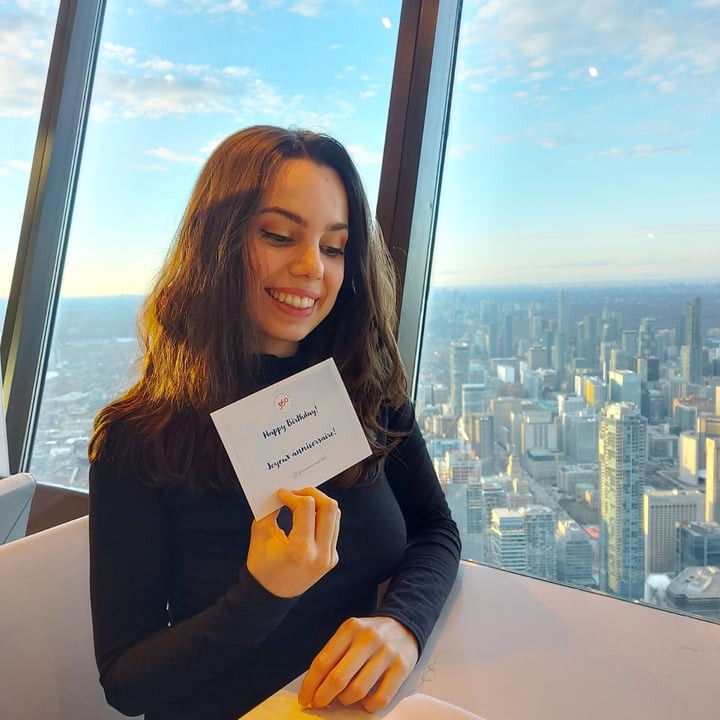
[384,693,486,720]
[211,358,371,518]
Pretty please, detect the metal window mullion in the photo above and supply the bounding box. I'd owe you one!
[0,0,106,473]
[376,0,463,393]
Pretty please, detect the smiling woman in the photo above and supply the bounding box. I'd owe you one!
[86,125,461,720]
[250,159,349,358]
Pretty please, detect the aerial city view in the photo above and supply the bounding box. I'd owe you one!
[413,282,720,620]
[24,280,720,622]
[2,0,718,629]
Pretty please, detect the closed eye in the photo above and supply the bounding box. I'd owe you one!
[260,229,292,245]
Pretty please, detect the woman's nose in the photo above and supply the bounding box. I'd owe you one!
[291,243,324,279]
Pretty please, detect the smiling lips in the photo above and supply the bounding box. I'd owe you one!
[268,288,317,309]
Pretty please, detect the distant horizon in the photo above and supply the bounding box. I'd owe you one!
[2,275,720,305]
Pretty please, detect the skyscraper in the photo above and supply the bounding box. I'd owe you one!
[684,297,702,385]
[609,369,642,408]
[638,317,656,358]
[449,341,470,416]
[490,509,527,572]
[563,413,599,464]
[707,436,720,524]
[677,521,720,571]
[643,488,704,574]
[521,505,557,580]
[556,519,594,587]
[461,413,494,462]
[599,402,647,600]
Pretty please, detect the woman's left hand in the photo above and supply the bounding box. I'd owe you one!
[298,615,419,713]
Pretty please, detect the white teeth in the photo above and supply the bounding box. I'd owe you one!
[269,290,315,309]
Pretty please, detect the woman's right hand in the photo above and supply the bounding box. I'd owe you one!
[246,487,341,598]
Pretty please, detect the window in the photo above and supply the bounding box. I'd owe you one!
[0,0,60,330]
[417,0,720,621]
[29,0,401,488]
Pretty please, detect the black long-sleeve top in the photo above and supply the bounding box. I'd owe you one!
[89,357,461,720]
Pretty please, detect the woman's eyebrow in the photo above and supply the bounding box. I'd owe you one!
[258,206,349,232]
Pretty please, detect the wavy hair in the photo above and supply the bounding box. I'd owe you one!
[89,125,408,493]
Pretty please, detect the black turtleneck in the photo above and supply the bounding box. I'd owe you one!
[89,355,461,720]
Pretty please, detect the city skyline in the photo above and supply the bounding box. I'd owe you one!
[2,0,719,303]
[11,277,719,620]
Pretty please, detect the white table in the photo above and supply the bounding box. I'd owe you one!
[241,560,720,720]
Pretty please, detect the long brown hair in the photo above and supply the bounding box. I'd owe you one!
[89,125,408,493]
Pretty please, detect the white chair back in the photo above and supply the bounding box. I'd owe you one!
[0,472,36,544]
[0,515,124,720]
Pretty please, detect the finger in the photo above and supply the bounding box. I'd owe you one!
[298,625,354,707]
[313,495,340,556]
[250,508,282,539]
[336,648,390,706]
[360,661,408,713]
[304,621,384,708]
[282,487,339,552]
[277,490,316,544]
[329,505,341,565]
[310,648,376,709]
[287,486,332,504]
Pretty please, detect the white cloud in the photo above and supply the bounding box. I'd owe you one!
[538,138,560,149]
[0,3,56,117]
[131,163,170,172]
[223,66,253,78]
[91,71,235,120]
[4,159,32,172]
[199,138,224,155]
[346,145,382,165]
[525,70,553,82]
[89,39,361,131]
[458,0,720,101]
[289,0,326,18]
[91,50,289,122]
[595,144,692,159]
[138,58,175,73]
[102,43,138,65]
[209,0,250,13]
[146,147,205,164]
[145,0,250,14]
[447,143,478,159]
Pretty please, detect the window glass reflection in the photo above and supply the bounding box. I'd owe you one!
[0,0,60,329]
[30,0,401,488]
[418,0,720,622]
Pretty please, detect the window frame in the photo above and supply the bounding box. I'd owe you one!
[0,0,460,479]
[1,0,106,472]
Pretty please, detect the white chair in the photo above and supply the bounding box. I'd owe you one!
[0,515,125,720]
[0,472,37,544]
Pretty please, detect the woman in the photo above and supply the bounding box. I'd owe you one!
[88,125,460,720]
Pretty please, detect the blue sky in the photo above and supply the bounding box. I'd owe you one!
[1,0,719,300]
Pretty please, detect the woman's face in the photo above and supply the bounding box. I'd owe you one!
[249,158,349,357]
